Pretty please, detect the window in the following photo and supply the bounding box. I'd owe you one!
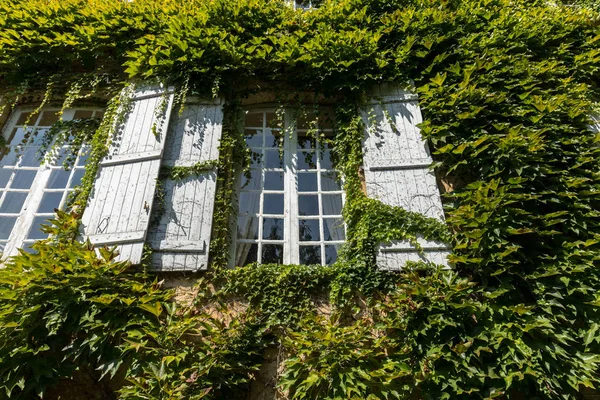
[234,109,345,266]
[0,107,103,255]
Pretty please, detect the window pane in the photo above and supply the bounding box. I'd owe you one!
[323,218,345,241]
[245,112,263,127]
[11,170,37,189]
[250,150,262,168]
[236,243,258,267]
[263,218,284,240]
[298,172,318,192]
[322,194,343,215]
[76,149,90,166]
[298,195,319,216]
[299,219,320,241]
[241,169,261,190]
[38,111,59,126]
[325,244,340,265]
[296,113,317,130]
[297,133,316,149]
[0,192,28,213]
[244,129,263,148]
[262,244,283,264]
[0,148,18,166]
[70,169,85,188]
[264,171,283,190]
[47,169,71,189]
[237,216,259,240]
[297,151,316,169]
[20,147,43,167]
[27,216,50,239]
[300,245,321,265]
[29,128,48,146]
[0,217,17,239]
[264,129,281,148]
[265,150,283,168]
[263,193,284,215]
[238,192,260,215]
[38,192,63,213]
[21,242,37,254]
[321,171,341,191]
[320,150,333,169]
[16,112,38,126]
[0,169,12,188]
[73,110,94,119]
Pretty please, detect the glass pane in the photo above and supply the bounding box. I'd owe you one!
[298,172,318,192]
[38,111,59,126]
[264,129,282,148]
[0,217,17,239]
[245,112,263,127]
[262,218,284,240]
[296,113,316,130]
[30,128,48,146]
[21,242,37,254]
[298,195,319,216]
[250,150,262,168]
[236,243,258,267]
[0,192,28,213]
[238,192,260,215]
[321,171,341,191]
[322,194,343,215]
[47,169,71,189]
[0,168,12,188]
[73,110,94,119]
[317,113,334,129]
[16,112,38,126]
[70,169,85,188]
[76,148,90,166]
[323,218,345,241]
[244,129,263,148]
[28,216,50,239]
[10,127,28,144]
[297,151,317,169]
[300,245,321,265]
[38,192,63,213]
[237,216,259,240]
[241,169,261,190]
[20,147,43,167]
[320,150,333,169]
[0,148,18,166]
[265,113,278,128]
[264,171,283,190]
[265,150,283,168]
[299,219,320,241]
[297,133,317,149]
[11,170,37,189]
[262,244,283,264]
[263,193,284,215]
[325,245,340,265]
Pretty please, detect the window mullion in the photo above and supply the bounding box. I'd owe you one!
[285,110,299,265]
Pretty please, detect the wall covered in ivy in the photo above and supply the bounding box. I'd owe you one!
[0,0,599,398]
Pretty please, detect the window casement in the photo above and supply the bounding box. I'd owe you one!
[0,107,103,256]
[233,108,345,267]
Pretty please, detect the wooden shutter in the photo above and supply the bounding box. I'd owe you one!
[361,83,450,269]
[80,84,175,263]
[146,98,223,271]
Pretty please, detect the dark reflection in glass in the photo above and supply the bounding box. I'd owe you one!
[325,245,340,265]
[265,150,283,168]
[47,169,71,189]
[73,110,94,120]
[0,169,12,188]
[0,217,17,239]
[297,151,316,169]
[298,195,319,216]
[323,218,345,241]
[241,169,261,190]
[0,192,27,213]
[263,218,284,240]
[264,171,283,190]
[264,130,282,148]
[38,111,59,127]
[320,150,334,169]
[30,128,48,146]
[321,194,343,215]
[244,129,263,148]
[237,216,259,240]
[321,172,341,191]
[263,193,284,215]
[299,219,320,241]
[300,245,321,265]
[262,244,283,264]
[16,112,38,126]
[297,133,316,149]
[245,113,263,127]
[70,169,85,188]
[237,243,258,267]
[250,150,262,168]
[238,192,260,215]
[298,173,318,192]
[12,170,36,189]
[28,216,50,240]
[38,192,63,213]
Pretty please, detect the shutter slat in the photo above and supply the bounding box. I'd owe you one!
[362,84,450,269]
[81,84,175,263]
[147,101,223,271]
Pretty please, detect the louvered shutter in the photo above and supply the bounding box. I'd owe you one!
[146,98,223,271]
[361,83,450,269]
[80,84,174,263]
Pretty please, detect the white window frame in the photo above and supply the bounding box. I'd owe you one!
[233,107,345,266]
[0,107,103,257]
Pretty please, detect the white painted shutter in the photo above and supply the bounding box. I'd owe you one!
[361,83,450,269]
[81,84,175,263]
[146,98,223,271]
